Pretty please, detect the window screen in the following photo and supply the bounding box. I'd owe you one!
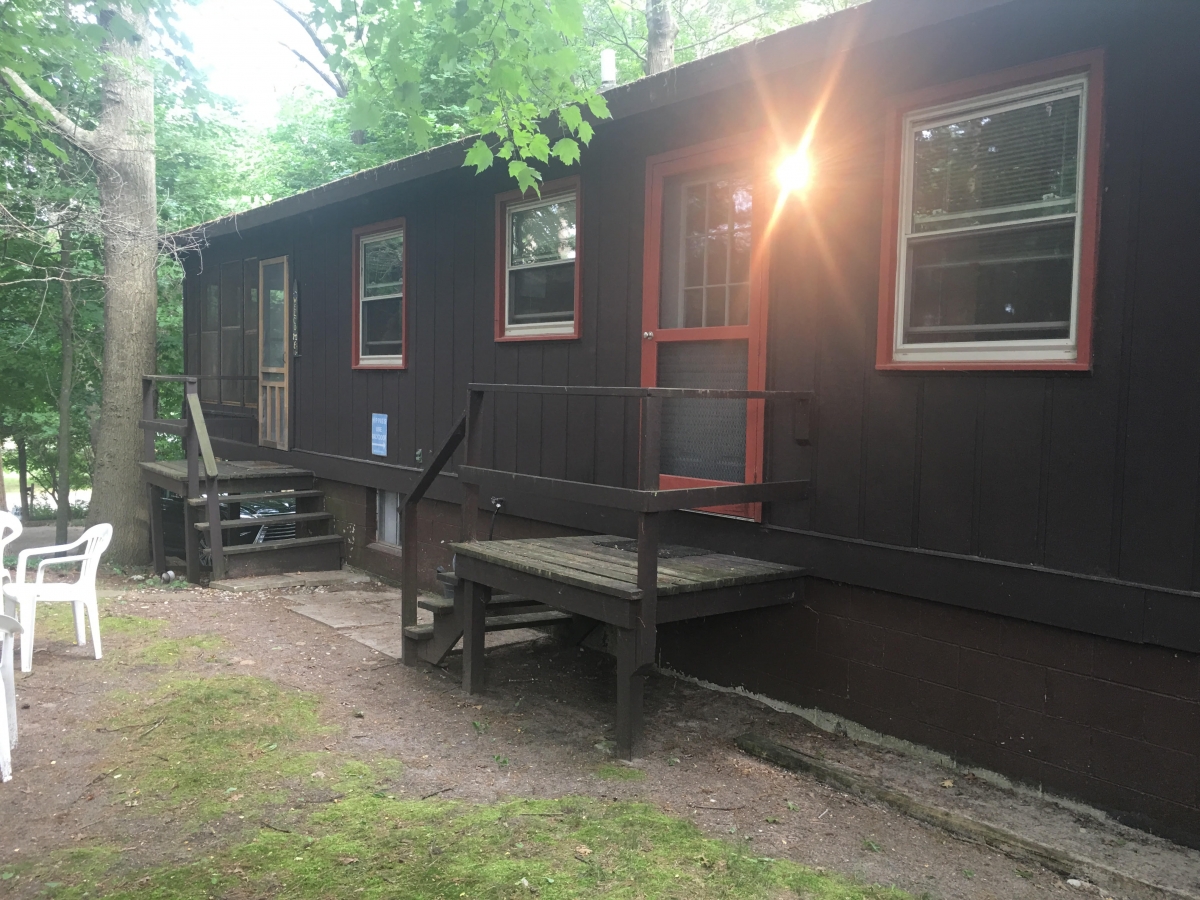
[896,76,1088,358]
[505,193,576,335]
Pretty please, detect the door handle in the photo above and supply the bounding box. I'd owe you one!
[643,331,654,340]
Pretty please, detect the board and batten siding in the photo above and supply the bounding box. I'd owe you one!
[184,0,1200,627]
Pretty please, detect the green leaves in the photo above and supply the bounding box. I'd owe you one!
[312,0,612,191]
[551,138,580,165]
[464,139,495,173]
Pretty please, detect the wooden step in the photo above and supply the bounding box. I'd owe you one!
[187,489,324,507]
[417,594,537,614]
[403,609,571,642]
[195,511,333,531]
[220,534,343,579]
[222,534,342,555]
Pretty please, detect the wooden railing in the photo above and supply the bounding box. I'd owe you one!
[397,383,813,666]
[139,375,226,578]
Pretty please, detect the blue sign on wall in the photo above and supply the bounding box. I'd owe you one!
[371,413,388,457]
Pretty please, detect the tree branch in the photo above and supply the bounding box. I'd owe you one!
[1,68,98,153]
[272,0,349,96]
[278,44,347,98]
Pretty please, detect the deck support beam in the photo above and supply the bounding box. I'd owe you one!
[148,485,166,575]
[461,579,490,694]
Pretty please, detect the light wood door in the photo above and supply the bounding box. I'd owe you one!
[259,257,290,449]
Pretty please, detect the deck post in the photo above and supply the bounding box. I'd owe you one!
[148,485,166,575]
[623,396,663,757]
[461,578,490,694]
[461,389,485,542]
[183,502,201,584]
[185,382,201,499]
[141,378,156,463]
[400,497,420,666]
[615,626,644,759]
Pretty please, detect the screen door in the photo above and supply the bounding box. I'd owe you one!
[641,144,768,518]
[259,257,290,449]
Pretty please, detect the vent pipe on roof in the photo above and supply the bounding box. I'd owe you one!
[600,49,617,90]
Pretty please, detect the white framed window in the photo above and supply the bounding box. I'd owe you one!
[354,221,406,368]
[499,187,579,339]
[887,71,1096,367]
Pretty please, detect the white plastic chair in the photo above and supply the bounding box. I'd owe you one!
[2,523,113,673]
[0,612,21,781]
[0,510,22,586]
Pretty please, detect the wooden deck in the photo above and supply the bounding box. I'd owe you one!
[139,458,313,492]
[449,535,804,757]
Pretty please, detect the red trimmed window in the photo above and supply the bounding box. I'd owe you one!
[877,51,1104,370]
[352,219,407,369]
[495,178,581,341]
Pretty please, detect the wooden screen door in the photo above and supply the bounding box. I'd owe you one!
[641,139,769,519]
[258,256,290,449]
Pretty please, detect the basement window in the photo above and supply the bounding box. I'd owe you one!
[496,178,580,340]
[878,54,1103,370]
[353,220,406,368]
[376,490,401,546]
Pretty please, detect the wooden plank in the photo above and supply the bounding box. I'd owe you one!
[457,536,801,595]
[655,578,803,623]
[185,393,220,478]
[434,191,457,455]
[461,578,489,694]
[916,378,978,555]
[458,465,807,512]
[515,347,543,476]
[139,419,189,437]
[860,376,920,547]
[976,377,1046,565]
[450,541,642,599]
[453,555,637,627]
[524,536,799,585]
[452,192,476,467]
[540,344,570,481]
[471,186,498,472]
[194,511,332,531]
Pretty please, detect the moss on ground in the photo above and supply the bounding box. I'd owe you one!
[597,763,646,781]
[1,663,911,900]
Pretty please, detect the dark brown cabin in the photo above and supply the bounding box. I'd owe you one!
[170,0,1200,846]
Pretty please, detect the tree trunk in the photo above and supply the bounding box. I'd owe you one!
[84,7,159,564]
[645,0,678,75]
[17,439,29,521]
[56,234,76,544]
[0,446,7,512]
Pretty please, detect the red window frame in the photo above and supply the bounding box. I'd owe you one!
[875,49,1105,372]
[352,217,408,370]
[494,175,582,342]
[640,134,772,520]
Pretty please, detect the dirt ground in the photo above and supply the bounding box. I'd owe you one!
[0,577,1173,899]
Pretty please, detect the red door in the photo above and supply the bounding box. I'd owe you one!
[640,137,770,519]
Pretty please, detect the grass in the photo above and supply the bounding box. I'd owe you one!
[0,650,911,900]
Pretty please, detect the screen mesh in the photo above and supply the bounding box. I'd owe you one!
[657,340,747,483]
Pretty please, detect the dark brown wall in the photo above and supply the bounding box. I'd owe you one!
[659,583,1200,847]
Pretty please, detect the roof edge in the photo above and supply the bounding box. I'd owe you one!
[175,0,1016,244]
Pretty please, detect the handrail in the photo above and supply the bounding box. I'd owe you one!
[140,375,225,580]
[457,384,814,679]
[400,411,468,665]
